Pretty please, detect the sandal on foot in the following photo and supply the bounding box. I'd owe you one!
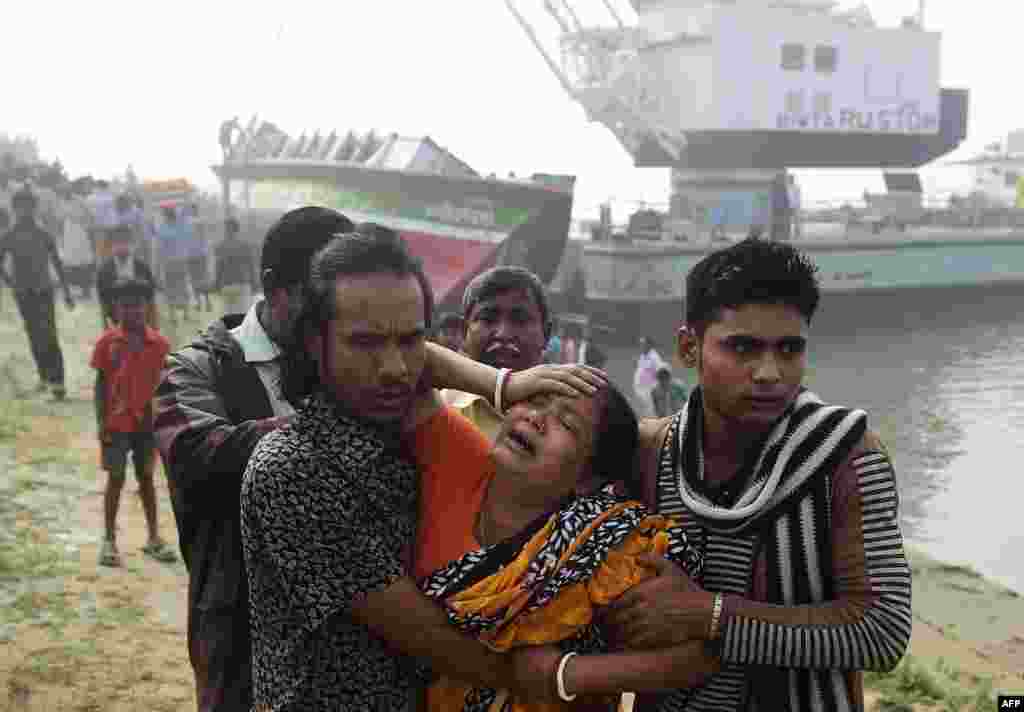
[99,539,121,567]
[142,540,177,563]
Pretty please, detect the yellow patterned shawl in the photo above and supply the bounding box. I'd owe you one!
[420,486,702,712]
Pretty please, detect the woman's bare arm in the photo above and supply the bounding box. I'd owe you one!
[424,342,606,405]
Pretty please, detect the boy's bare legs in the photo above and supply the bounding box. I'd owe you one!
[136,444,176,562]
[101,459,126,566]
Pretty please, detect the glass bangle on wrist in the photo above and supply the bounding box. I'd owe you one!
[555,651,579,702]
[494,368,511,413]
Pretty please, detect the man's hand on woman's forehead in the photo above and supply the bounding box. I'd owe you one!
[504,364,608,407]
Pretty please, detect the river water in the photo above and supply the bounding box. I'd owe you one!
[596,284,1024,594]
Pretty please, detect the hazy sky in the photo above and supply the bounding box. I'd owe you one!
[5,0,1020,216]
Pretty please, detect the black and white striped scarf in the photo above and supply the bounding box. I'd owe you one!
[653,387,867,712]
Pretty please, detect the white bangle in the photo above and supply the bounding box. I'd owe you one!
[494,368,511,413]
[555,651,579,702]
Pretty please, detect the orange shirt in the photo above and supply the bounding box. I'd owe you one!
[412,405,494,581]
[90,326,170,433]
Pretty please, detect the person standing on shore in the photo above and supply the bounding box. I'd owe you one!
[86,180,116,264]
[91,279,176,567]
[443,266,551,441]
[650,365,687,418]
[604,237,912,711]
[185,204,213,313]
[0,186,76,400]
[632,336,667,417]
[157,205,193,325]
[96,225,158,330]
[154,206,353,712]
[214,217,257,316]
[58,194,97,299]
[576,321,607,369]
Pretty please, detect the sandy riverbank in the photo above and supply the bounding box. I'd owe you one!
[0,297,1019,711]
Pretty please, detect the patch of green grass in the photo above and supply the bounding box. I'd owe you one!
[0,526,73,580]
[99,601,147,628]
[865,655,996,712]
[11,476,43,495]
[0,587,77,635]
[0,412,29,440]
[19,449,67,466]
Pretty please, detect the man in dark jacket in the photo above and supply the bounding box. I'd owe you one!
[153,206,353,712]
[0,186,76,400]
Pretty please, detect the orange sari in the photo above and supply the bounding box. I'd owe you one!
[420,486,702,712]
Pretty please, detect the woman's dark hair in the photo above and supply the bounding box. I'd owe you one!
[587,383,641,499]
[282,223,434,405]
[685,236,820,336]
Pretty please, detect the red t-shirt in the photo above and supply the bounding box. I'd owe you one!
[412,405,494,581]
[90,326,171,433]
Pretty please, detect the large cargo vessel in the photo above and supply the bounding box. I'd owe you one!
[213,118,575,311]
[508,0,1024,335]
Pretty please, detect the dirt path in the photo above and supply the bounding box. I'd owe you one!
[3,425,194,712]
[1,300,197,712]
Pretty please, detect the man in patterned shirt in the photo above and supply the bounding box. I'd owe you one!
[241,225,619,711]
[602,237,912,712]
[154,207,353,712]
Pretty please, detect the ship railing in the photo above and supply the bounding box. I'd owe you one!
[572,194,1024,244]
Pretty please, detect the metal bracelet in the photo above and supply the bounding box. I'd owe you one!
[708,593,724,640]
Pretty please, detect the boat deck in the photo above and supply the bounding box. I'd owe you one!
[578,222,1024,255]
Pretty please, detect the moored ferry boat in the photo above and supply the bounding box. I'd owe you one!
[213,118,575,311]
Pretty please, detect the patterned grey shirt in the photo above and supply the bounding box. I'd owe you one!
[240,392,421,711]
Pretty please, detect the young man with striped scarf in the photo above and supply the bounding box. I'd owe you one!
[600,238,912,712]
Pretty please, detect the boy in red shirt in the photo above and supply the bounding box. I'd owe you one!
[91,279,177,567]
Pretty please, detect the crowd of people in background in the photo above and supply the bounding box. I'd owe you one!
[0,186,911,712]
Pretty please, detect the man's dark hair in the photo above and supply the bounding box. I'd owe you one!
[260,206,354,293]
[588,383,641,499]
[282,223,434,405]
[685,237,820,336]
[461,266,551,339]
